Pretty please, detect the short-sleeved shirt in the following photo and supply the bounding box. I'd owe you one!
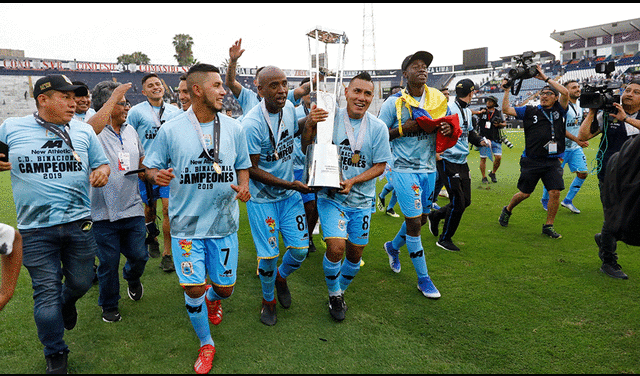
[73,108,96,123]
[318,108,391,209]
[565,101,584,150]
[0,115,109,230]
[378,88,449,173]
[90,123,145,222]
[477,108,504,141]
[293,104,310,170]
[235,86,299,122]
[514,102,567,159]
[593,110,640,180]
[126,101,182,152]
[441,101,474,165]
[143,111,252,238]
[242,100,299,204]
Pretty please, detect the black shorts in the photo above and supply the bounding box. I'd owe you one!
[517,156,564,194]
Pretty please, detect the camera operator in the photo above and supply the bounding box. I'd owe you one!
[577,79,640,279]
[477,96,508,184]
[498,65,569,239]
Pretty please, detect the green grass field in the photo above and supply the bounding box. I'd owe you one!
[1,129,639,373]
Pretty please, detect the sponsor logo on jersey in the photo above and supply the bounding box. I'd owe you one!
[179,239,193,257]
[266,217,276,233]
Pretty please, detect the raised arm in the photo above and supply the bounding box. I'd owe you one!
[225,39,245,98]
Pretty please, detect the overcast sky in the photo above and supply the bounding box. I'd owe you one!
[0,3,631,70]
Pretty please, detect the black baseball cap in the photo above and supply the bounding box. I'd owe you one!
[486,95,499,105]
[540,85,559,96]
[402,51,434,71]
[455,79,475,97]
[33,75,88,98]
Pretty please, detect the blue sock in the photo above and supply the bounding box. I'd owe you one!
[406,235,428,279]
[541,186,549,202]
[258,258,277,302]
[380,182,393,198]
[391,222,407,251]
[564,176,585,202]
[278,247,307,279]
[206,286,223,302]
[184,292,214,347]
[388,191,398,211]
[339,258,361,292]
[322,254,342,296]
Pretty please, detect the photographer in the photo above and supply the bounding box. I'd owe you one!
[477,96,508,184]
[577,79,640,279]
[498,65,569,239]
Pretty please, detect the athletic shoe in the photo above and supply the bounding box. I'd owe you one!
[312,223,320,235]
[436,239,460,252]
[498,206,511,227]
[376,194,385,212]
[432,202,441,210]
[147,238,161,258]
[127,281,144,301]
[328,294,347,321]
[205,285,223,325]
[45,350,68,374]
[360,259,365,267]
[275,271,291,309]
[481,177,489,184]
[385,208,400,218]
[61,300,77,331]
[540,199,548,211]
[542,224,562,239]
[489,171,497,183]
[194,344,216,374]
[383,241,401,273]
[600,262,628,279]
[260,298,277,326]
[102,308,122,323]
[160,254,175,272]
[439,188,449,198]
[561,200,581,214]
[417,276,441,299]
[308,239,316,253]
[427,211,439,237]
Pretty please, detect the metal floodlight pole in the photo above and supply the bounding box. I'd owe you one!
[315,29,321,92]
[307,35,314,93]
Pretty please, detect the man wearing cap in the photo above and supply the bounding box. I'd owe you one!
[498,65,569,238]
[71,81,97,123]
[477,95,507,184]
[0,74,110,373]
[427,79,488,251]
[378,50,452,299]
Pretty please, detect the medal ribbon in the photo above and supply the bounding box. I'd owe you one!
[260,100,283,159]
[342,109,368,158]
[186,107,222,173]
[148,100,166,128]
[33,112,81,162]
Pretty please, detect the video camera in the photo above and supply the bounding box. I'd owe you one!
[579,61,621,114]
[503,51,537,96]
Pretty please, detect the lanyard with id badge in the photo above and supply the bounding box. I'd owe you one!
[541,109,558,154]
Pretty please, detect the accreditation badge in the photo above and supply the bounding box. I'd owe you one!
[118,152,131,171]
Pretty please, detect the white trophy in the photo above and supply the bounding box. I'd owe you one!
[303,26,348,188]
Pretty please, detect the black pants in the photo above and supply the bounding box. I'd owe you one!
[598,179,618,264]
[432,159,471,242]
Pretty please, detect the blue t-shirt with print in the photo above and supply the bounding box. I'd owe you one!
[126,101,181,152]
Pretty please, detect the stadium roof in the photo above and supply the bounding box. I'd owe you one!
[550,17,640,43]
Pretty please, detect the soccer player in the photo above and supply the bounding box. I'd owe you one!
[127,73,181,271]
[540,80,588,214]
[178,74,192,111]
[377,51,452,299]
[242,66,315,326]
[0,223,22,312]
[71,81,96,122]
[144,63,251,374]
[0,74,110,374]
[498,66,569,238]
[302,71,391,321]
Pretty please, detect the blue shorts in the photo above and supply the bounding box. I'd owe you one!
[294,169,316,203]
[171,234,238,288]
[561,148,588,173]
[479,141,502,158]
[139,179,170,204]
[389,170,436,218]
[246,193,309,259]
[317,198,371,246]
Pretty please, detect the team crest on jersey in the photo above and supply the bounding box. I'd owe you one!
[266,217,276,233]
[268,236,277,249]
[414,199,422,210]
[45,130,59,139]
[181,261,194,276]
[411,184,420,196]
[338,219,346,232]
[178,239,193,257]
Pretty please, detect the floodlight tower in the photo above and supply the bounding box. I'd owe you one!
[361,3,382,113]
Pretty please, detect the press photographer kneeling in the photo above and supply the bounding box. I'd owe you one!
[578,78,640,279]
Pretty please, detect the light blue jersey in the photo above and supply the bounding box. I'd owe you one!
[378,94,441,173]
[293,104,310,170]
[73,108,96,123]
[565,101,583,150]
[441,101,474,165]
[318,108,392,209]
[235,86,299,121]
[242,100,299,204]
[0,115,109,230]
[143,112,252,239]
[126,101,181,152]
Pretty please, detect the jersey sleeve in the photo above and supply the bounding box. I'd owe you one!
[143,126,169,170]
[87,129,110,169]
[514,106,527,120]
[378,98,397,129]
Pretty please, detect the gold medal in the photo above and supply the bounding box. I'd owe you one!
[213,162,222,174]
[274,151,279,160]
[351,152,360,164]
[72,151,81,163]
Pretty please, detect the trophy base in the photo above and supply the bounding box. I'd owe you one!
[304,143,342,188]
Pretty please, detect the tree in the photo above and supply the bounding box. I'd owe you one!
[173,34,198,66]
[117,52,150,65]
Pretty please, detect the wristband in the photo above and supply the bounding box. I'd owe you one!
[624,115,630,123]
[544,77,550,83]
[398,123,404,137]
